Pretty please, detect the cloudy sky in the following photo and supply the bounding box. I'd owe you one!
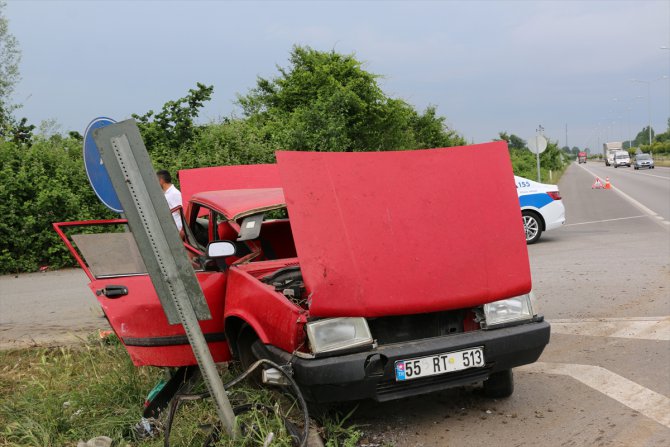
[5,0,670,149]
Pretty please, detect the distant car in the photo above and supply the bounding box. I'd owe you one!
[613,151,631,168]
[515,176,566,244]
[633,154,655,170]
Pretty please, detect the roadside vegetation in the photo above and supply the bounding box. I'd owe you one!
[496,132,569,183]
[624,119,670,157]
[0,44,468,274]
[2,1,568,275]
[0,47,570,274]
[0,334,363,447]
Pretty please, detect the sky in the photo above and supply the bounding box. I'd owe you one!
[4,0,670,150]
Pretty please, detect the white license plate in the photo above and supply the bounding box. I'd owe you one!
[394,347,485,381]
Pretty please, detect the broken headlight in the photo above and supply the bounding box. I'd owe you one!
[306,317,373,354]
[483,293,535,327]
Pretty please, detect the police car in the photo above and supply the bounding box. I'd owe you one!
[515,176,565,244]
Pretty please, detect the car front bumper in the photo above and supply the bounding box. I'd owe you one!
[259,318,550,403]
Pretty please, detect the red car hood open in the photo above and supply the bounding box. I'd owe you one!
[276,142,531,318]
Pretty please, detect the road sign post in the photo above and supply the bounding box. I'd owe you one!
[92,120,237,438]
[527,132,547,183]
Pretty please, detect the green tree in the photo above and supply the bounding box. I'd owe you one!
[652,117,670,143]
[634,126,655,146]
[0,135,114,273]
[497,132,526,150]
[238,45,464,153]
[0,1,21,137]
[132,82,214,160]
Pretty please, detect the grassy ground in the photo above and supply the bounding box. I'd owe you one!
[0,335,362,447]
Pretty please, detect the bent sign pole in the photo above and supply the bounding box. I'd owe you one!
[92,120,237,438]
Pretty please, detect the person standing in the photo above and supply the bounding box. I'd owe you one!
[156,170,183,231]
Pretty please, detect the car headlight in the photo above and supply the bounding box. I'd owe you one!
[483,292,536,327]
[306,317,373,354]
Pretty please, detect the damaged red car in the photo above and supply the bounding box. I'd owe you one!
[55,142,550,404]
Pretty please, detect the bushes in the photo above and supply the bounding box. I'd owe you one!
[0,125,561,274]
[640,140,670,155]
[0,137,114,273]
[0,46,471,274]
[508,145,568,183]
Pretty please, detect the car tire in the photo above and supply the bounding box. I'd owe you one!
[522,211,542,244]
[635,167,639,170]
[483,369,514,398]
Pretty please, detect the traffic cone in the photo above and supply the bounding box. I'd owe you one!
[605,177,611,189]
[592,176,603,189]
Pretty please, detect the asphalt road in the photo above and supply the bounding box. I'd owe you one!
[1,162,669,446]
[0,269,104,349]
[579,161,670,222]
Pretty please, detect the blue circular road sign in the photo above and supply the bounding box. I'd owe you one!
[83,117,123,213]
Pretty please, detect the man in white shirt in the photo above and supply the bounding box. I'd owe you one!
[156,170,183,232]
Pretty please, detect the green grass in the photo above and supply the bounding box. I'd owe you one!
[0,335,362,446]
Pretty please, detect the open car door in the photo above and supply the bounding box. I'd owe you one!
[53,219,230,367]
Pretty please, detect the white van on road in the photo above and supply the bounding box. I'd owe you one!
[613,151,631,168]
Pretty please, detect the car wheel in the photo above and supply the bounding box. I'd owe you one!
[522,211,542,244]
[483,369,514,398]
[635,167,638,170]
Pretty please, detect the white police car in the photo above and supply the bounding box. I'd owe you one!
[515,176,565,244]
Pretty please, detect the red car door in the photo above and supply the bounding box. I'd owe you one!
[54,220,231,367]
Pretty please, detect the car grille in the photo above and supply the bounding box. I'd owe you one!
[367,309,472,345]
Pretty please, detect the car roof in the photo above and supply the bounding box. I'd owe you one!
[190,188,285,220]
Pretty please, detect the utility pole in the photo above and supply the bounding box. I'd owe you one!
[565,124,568,150]
[536,125,545,182]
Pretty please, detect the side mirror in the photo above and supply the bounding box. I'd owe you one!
[207,241,236,258]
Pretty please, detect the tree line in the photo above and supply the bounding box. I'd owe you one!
[1,3,566,273]
[0,45,474,273]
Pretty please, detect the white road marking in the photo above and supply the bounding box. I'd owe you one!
[549,316,670,341]
[612,169,670,181]
[575,163,670,229]
[520,362,670,429]
[636,172,670,180]
[609,184,660,216]
[604,164,670,180]
[563,215,648,226]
